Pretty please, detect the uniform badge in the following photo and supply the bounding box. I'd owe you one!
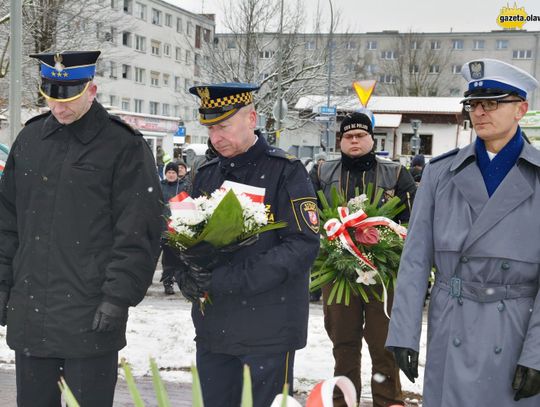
[196,87,211,105]
[54,53,65,72]
[299,200,320,233]
[469,61,484,80]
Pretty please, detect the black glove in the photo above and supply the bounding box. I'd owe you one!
[177,271,204,302]
[187,266,212,293]
[92,301,128,332]
[513,364,540,401]
[392,347,419,383]
[0,290,8,326]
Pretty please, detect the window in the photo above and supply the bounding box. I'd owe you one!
[111,0,118,9]
[105,27,117,44]
[184,78,190,91]
[449,88,461,96]
[152,8,162,25]
[122,64,131,79]
[135,67,145,83]
[365,64,377,74]
[187,22,193,36]
[430,40,440,50]
[162,104,170,116]
[122,31,131,47]
[452,39,464,50]
[452,64,461,74]
[165,13,172,27]
[176,17,182,33]
[401,133,432,155]
[381,50,397,59]
[109,61,117,78]
[429,65,440,74]
[409,64,419,74]
[163,73,170,86]
[134,99,143,113]
[123,0,132,14]
[175,47,182,61]
[151,40,161,56]
[345,41,356,50]
[121,98,130,111]
[109,95,117,107]
[203,29,211,43]
[227,39,236,49]
[496,39,508,50]
[513,49,532,59]
[379,74,395,83]
[150,71,159,86]
[150,102,159,115]
[367,40,377,50]
[473,40,484,50]
[185,50,191,64]
[305,41,316,50]
[259,50,275,59]
[195,25,202,48]
[95,60,104,77]
[135,35,146,52]
[163,43,171,57]
[134,2,146,20]
[410,40,419,50]
[174,105,180,117]
[175,77,182,92]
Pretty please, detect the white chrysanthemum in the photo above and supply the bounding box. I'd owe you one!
[348,194,368,212]
[171,210,206,226]
[169,222,197,237]
[355,269,378,285]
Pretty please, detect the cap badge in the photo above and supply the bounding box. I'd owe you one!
[54,53,65,72]
[469,61,484,80]
[196,87,211,104]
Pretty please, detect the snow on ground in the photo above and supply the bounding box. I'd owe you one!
[0,281,427,404]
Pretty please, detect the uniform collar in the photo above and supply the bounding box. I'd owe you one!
[41,101,108,144]
[450,126,540,171]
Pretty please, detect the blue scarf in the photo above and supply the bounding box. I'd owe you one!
[475,127,524,197]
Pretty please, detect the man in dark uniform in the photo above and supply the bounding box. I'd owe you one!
[177,82,320,407]
[0,51,163,406]
[310,111,416,407]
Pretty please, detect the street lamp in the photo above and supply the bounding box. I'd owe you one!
[325,0,334,152]
[410,119,422,155]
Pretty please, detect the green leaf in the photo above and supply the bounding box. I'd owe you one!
[327,281,339,305]
[200,190,245,247]
[336,278,345,304]
[150,358,170,407]
[58,377,81,407]
[241,364,253,407]
[121,358,145,407]
[191,364,205,407]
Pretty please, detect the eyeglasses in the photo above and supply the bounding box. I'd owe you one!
[463,99,523,112]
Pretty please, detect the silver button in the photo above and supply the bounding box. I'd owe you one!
[501,262,510,270]
[494,347,502,354]
[453,338,461,347]
[460,256,469,263]
[497,301,505,312]
[230,163,235,167]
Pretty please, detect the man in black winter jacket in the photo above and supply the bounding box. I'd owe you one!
[0,51,163,407]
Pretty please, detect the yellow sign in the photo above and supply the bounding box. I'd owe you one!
[352,80,377,107]
[497,2,528,29]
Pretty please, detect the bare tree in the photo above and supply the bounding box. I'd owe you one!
[378,32,453,96]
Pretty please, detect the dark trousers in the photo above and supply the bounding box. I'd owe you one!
[322,285,403,407]
[161,245,176,286]
[196,344,295,407]
[15,351,118,407]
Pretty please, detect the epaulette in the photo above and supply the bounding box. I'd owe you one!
[24,111,51,126]
[266,147,299,162]
[109,115,142,136]
[428,148,459,164]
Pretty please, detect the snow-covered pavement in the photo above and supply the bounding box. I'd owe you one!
[0,274,427,404]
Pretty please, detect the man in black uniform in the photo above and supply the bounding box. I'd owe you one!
[310,111,416,407]
[178,83,320,407]
[0,51,163,406]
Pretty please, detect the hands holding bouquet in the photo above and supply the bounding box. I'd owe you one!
[165,182,286,312]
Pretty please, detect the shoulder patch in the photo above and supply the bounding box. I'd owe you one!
[109,115,142,136]
[429,148,459,164]
[266,147,299,162]
[24,111,51,126]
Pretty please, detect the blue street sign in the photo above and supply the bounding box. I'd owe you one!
[176,126,186,137]
[319,106,337,116]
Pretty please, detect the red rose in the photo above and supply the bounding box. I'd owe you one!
[354,226,380,246]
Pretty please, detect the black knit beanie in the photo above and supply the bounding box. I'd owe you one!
[340,112,373,137]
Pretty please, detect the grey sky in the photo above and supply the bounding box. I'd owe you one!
[167,0,540,33]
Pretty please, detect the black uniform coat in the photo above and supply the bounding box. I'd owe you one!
[185,135,320,355]
[0,101,163,358]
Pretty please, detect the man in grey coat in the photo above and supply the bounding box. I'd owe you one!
[386,58,540,406]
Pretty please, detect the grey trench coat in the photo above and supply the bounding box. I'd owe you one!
[386,141,540,406]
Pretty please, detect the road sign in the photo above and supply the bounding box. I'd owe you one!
[176,126,186,137]
[319,106,337,116]
[272,99,288,122]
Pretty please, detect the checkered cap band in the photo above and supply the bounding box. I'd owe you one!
[201,91,253,109]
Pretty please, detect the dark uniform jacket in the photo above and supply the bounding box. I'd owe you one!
[184,135,320,355]
[0,101,163,358]
[312,155,416,223]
